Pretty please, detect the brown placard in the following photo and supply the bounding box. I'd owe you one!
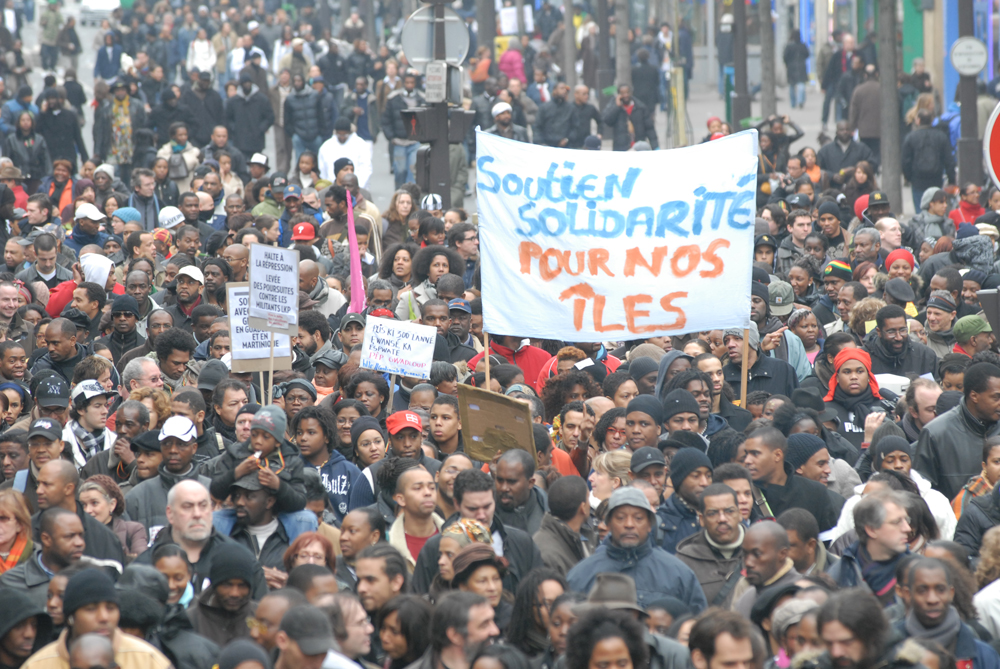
[227,282,293,374]
[457,384,535,464]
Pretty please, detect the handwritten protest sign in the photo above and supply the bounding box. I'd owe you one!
[227,284,292,373]
[475,130,758,341]
[248,244,299,333]
[360,317,436,379]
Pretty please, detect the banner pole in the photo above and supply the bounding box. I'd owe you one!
[484,332,491,390]
[267,331,275,406]
[388,374,397,409]
[739,328,749,407]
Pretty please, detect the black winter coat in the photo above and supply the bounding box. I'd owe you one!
[178,85,225,147]
[862,331,938,378]
[148,101,197,147]
[225,86,274,155]
[631,62,661,111]
[602,97,658,150]
[151,604,221,669]
[534,98,574,146]
[902,126,956,184]
[381,89,425,141]
[37,108,87,168]
[3,131,50,179]
[283,87,326,142]
[568,101,602,148]
[915,399,1000,501]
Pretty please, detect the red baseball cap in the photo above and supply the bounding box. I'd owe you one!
[386,410,423,435]
[291,222,315,241]
[369,308,396,319]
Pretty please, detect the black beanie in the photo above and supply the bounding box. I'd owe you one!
[818,201,841,221]
[219,639,273,669]
[662,389,701,422]
[626,395,664,425]
[117,590,164,631]
[669,447,713,488]
[873,436,914,471]
[751,281,769,303]
[208,543,257,587]
[63,569,119,617]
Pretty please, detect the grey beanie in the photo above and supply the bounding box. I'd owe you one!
[723,321,760,349]
[250,405,287,442]
[920,187,941,211]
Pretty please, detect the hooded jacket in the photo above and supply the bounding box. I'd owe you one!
[567,535,707,611]
[152,604,221,669]
[202,437,307,514]
[862,330,938,378]
[926,327,957,360]
[495,486,549,536]
[225,83,274,155]
[30,342,87,384]
[125,463,213,533]
[186,586,257,648]
[916,398,1000,501]
[952,234,995,274]
[657,493,701,554]
[956,480,1000,558]
[29,501,125,566]
[653,350,693,401]
[311,449,361,525]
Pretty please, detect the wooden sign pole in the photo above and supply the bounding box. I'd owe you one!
[484,332,491,389]
[739,328,750,407]
[267,332,276,405]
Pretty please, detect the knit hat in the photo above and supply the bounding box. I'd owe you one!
[752,266,771,285]
[668,447,712,488]
[94,163,115,179]
[884,277,915,303]
[885,249,915,272]
[926,291,957,313]
[751,281,769,303]
[957,223,979,239]
[823,260,853,283]
[350,416,384,448]
[117,590,164,631]
[627,356,659,382]
[920,187,941,211]
[333,157,354,176]
[209,543,257,587]
[219,640,273,669]
[937,390,962,415]
[817,201,841,221]
[965,270,988,288]
[283,378,317,401]
[197,359,229,391]
[111,294,140,318]
[112,207,141,223]
[785,433,827,470]
[63,569,119,617]
[953,315,992,343]
[723,321,760,349]
[250,405,286,443]
[872,436,913,471]
[662,389,701,422]
[625,395,664,425]
[237,403,262,419]
[117,564,170,604]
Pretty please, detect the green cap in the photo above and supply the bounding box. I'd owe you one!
[953,315,992,343]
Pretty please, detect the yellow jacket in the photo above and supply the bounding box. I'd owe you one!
[23,630,173,669]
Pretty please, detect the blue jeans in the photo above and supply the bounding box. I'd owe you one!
[393,143,419,188]
[790,82,806,108]
[292,134,323,163]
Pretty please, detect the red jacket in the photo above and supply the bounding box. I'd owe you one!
[534,351,622,392]
[46,280,125,318]
[467,340,554,393]
[953,342,973,357]
[949,200,986,228]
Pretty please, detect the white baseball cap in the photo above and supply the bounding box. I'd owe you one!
[158,206,184,229]
[71,379,112,403]
[250,153,269,167]
[491,101,512,118]
[159,416,197,442]
[176,266,204,284]
[74,202,105,221]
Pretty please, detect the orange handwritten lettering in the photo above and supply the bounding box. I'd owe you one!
[588,248,614,277]
[519,241,542,275]
[670,245,700,277]
[700,238,729,277]
[623,247,670,277]
[659,292,688,331]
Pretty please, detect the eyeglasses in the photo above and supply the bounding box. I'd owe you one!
[880,328,908,338]
[336,417,354,426]
[605,427,627,438]
[294,552,326,564]
[112,312,134,318]
[142,374,164,384]
[246,617,276,633]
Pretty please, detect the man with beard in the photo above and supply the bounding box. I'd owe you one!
[125,416,211,533]
[825,282,868,336]
[483,102,528,142]
[201,261,230,308]
[658,448,713,553]
[298,259,345,320]
[219,472,288,570]
[863,305,937,377]
[178,192,218,244]
[210,379,248,444]
[153,327,196,393]
[187,541,259,646]
[448,299,482,353]
[96,295,145,365]
[0,282,30,344]
[164,266,204,331]
[751,280,810,381]
[117,310,173,373]
[493,448,547,535]
[30,318,85,384]
[676,484,746,609]
[814,589,919,669]
[297,310,336,365]
[721,324,799,398]
[80,399,149,489]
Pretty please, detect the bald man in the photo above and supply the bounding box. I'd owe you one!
[69,634,115,669]
[222,244,249,282]
[732,521,798,617]
[30,460,126,565]
[299,259,345,318]
[569,85,602,148]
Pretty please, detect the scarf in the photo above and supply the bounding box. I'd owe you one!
[110,96,133,165]
[705,525,745,560]
[832,383,878,424]
[0,532,29,573]
[904,606,962,649]
[849,542,905,604]
[70,418,105,466]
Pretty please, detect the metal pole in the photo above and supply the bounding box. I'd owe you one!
[706,0,716,93]
[596,0,614,107]
[759,0,777,117]
[430,1,452,209]
[731,0,750,125]
[477,0,496,61]
[877,0,903,211]
[958,0,984,186]
[615,0,632,87]
[562,10,577,88]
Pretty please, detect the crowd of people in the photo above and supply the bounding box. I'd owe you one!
[0,1,991,669]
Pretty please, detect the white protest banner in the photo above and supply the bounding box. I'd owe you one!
[228,284,292,361]
[248,244,299,332]
[475,130,758,342]
[360,316,436,379]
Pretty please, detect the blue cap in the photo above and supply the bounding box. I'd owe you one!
[283,184,302,199]
[448,298,471,314]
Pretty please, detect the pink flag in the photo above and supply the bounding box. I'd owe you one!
[345,190,366,314]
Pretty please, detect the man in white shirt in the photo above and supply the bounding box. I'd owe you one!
[318,118,373,188]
